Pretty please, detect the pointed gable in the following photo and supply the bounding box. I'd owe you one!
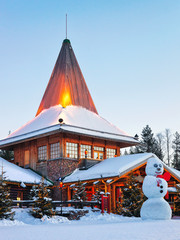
[36,39,97,116]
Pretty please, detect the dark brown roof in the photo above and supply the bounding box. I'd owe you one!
[36,39,98,116]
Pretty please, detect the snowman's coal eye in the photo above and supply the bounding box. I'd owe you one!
[154,164,158,168]
[159,164,162,168]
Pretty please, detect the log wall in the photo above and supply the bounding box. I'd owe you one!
[12,132,123,182]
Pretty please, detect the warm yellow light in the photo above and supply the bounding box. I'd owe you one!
[62,90,72,108]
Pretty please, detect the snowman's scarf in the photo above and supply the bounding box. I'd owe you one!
[156,172,171,200]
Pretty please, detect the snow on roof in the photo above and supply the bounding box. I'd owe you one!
[0,157,52,185]
[168,187,177,193]
[0,105,138,147]
[63,153,157,183]
[63,153,180,183]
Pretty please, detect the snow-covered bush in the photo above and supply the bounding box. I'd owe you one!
[72,181,87,202]
[30,178,54,218]
[0,168,14,220]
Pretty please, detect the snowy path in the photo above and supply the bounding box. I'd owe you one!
[1,209,180,240]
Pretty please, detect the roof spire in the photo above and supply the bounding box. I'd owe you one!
[36,38,98,116]
[66,14,67,39]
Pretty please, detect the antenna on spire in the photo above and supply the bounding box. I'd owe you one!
[66,14,67,39]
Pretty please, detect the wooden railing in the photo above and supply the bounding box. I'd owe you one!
[12,200,100,209]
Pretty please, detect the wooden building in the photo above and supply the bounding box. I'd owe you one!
[0,157,52,200]
[0,39,138,184]
[63,153,180,213]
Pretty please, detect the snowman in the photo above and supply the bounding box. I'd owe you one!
[140,157,172,220]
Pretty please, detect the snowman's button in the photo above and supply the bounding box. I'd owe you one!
[160,186,163,188]
[160,190,163,193]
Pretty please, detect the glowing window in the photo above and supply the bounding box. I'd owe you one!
[94,146,104,160]
[106,148,116,159]
[38,146,47,161]
[50,142,60,159]
[80,145,91,159]
[66,142,78,159]
[94,146,104,152]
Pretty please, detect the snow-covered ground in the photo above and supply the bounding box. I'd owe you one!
[1,208,180,240]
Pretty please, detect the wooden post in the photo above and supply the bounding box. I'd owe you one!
[62,137,66,158]
[78,143,81,160]
[105,183,107,194]
[104,148,107,160]
[112,184,116,212]
[67,186,71,201]
[107,185,111,213]
[92,143,94,159]
[101,193,104,214]
[117,147,120,156]
[107,195,110,214]
[92,186,95,197]
[59,138,63,158]
[102,180,107,194]
[104,141,107,159]
[47,137,50,160]
[67,186,71,207]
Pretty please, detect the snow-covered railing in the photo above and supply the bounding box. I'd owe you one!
[52,200,100,209]
[12,200,100,210]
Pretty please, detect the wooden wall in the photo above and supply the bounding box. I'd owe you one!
[13,132,123,168]
[12,132,126,182]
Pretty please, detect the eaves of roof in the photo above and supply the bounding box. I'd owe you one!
[0,124,139,148]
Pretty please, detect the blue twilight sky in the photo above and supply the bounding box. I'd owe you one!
[0,0,180,139]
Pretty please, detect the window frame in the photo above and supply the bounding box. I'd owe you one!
[50,142,60,160]
[66,142,78,159]
[38,145,47,161]
[106,148,117,159]
[80,144,92,159]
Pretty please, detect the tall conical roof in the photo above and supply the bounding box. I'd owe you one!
[36,39,98,116]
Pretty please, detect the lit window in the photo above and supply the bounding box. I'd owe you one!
[94,146,104,151]
[106,148,116,159]
[24,150,30,166]
[66,142,78,159]
[80,145,91,159]
[50,142,60,159]
[94,146,104,160]
[38,146,47,161]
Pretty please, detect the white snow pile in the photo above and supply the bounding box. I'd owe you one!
[0,219,24,227]
[41,215,70,224]
[0,208,69,226]
[79,208,139,223]
[1,208,180,240]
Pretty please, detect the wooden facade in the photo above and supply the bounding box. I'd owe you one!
[63,163,180,213]
[10,131,128,183]
[7,182,34,201]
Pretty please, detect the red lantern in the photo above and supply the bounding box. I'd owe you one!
[59,182,63,188]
